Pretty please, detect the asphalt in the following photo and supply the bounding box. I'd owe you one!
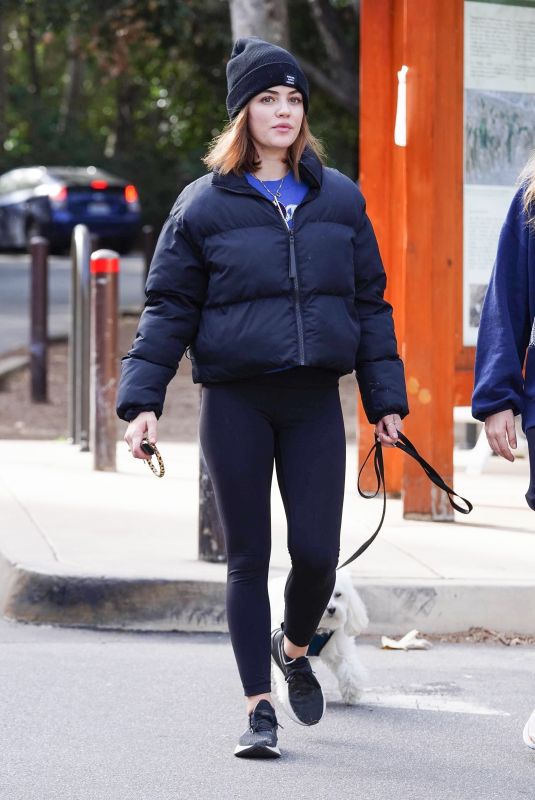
[1,438,534,634]
[0,252,145,359]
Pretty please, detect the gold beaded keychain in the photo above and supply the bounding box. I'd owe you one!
[140,438,165,478]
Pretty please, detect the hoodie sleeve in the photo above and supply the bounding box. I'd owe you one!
[472,198,530,423]
[116,213,208,422]
[353,198,409,424]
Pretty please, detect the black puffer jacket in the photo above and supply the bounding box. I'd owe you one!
[117,147,409,423]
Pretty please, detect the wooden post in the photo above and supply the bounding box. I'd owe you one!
[198,440,227,562]
[29,236,49,403]
[142,224,156,284]
[358,0,403,496]
[402,0,460,519]
[359,0,462,518]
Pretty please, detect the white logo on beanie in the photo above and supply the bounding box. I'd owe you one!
[285,74,296,85]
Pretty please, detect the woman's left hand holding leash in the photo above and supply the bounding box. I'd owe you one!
[374,414,402,447]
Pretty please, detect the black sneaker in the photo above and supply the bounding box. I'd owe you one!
[234,699,282,759]
[270,627,325,726]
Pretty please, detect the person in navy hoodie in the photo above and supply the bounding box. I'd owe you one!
[472,153,535,750]
[117,37,409,759]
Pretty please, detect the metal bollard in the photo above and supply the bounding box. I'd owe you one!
[90,249,119,471]
[29,236,49,403]
[68,225,91,450]
[142,224,156,284]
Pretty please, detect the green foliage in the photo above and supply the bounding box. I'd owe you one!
[1,0,358,227]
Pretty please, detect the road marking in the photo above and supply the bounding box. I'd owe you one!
[361,687,509,716]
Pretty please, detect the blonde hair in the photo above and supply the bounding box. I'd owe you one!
[519,151,535,230]
[202,104,326,179]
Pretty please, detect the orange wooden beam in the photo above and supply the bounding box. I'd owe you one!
[359,0,462,517]
[401,0,461,518]
[359,0,403,496]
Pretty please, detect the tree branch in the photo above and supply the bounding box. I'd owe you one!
[297,55,357,112]
[306,0,348,68]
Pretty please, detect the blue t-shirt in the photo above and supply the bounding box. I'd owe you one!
[245,170,309,374]
[245,170,308,229]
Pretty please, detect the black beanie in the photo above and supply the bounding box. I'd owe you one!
[226,37,309,120]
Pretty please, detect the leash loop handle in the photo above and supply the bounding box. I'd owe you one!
[337,431,472,570]
[394,432,472,515]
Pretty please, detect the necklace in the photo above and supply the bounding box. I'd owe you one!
[254,171,289,205]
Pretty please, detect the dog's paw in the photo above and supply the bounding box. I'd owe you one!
[270,663,286,705]
[340,685,364,705]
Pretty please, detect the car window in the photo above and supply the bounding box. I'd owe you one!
[21,168,45,189]
[0,172,19,195]
[0,168,45,194]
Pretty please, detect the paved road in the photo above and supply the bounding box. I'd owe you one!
[0,253,146,357]
[0,617,533,799]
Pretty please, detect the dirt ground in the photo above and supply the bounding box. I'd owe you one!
[427,628,535,646]
[0,314,360,442]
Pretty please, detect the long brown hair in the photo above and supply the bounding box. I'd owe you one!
[202,104,326,179]
[519,151,535,231]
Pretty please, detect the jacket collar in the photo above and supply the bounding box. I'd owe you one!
[211,145,323,193]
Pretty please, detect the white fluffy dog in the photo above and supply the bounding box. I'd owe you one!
[268,568,369,706]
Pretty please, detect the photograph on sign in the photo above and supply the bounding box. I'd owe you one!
[463,0,535,346]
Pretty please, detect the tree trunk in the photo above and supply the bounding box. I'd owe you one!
[26,2,41,97]
[228,0,289,48]
[58,27,85,136]
[302,0,358,114]
[0,14,7,145]
[115,74,138,157]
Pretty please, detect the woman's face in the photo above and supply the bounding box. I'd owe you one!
[247,85,304,153]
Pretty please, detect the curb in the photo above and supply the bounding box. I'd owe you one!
[0,334,68,387]
[0,556,227,632]
[0,354,30,388]
[2,546,535,635]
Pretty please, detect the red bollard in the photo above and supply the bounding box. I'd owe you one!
[90,249,119,471]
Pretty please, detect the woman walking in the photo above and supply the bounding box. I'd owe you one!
[472,153,535,749]
[117,37,408,759]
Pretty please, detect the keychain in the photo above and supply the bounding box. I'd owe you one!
[140,438,165,478]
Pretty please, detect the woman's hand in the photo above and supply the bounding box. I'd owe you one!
[124,411,158,460]
[485,409,517,462]
[375,413,402,447]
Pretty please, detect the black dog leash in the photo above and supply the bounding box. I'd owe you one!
[336,431,473,570]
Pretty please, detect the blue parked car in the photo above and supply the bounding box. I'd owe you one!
[0,166,142,253]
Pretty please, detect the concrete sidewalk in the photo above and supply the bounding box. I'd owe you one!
[1,438,534,634]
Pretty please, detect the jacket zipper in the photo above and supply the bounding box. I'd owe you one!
[272,198,305,365]
[214,180,319,367]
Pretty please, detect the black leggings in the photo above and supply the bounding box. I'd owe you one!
[526,427,535,510]
[199,367,346,696]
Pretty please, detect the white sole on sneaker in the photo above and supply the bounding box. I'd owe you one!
[271,630,326,726]
[275,673,326,726]
[523,722,535,749]
[234,743,281,758]
[523,708,535,749]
